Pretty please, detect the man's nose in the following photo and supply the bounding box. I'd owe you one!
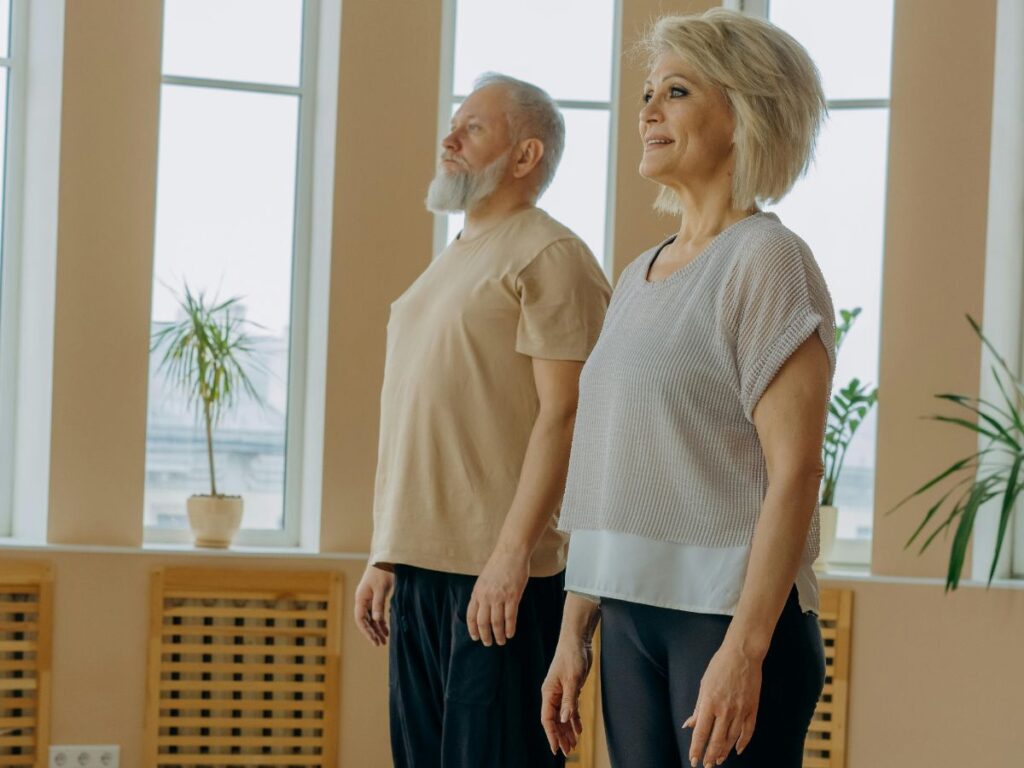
[442,131,460,152]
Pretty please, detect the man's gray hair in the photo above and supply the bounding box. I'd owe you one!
[472,73,566,195]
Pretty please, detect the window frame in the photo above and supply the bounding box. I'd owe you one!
[432,0,621,274]
[975,0,1024,582]
[733,0,893,568]
[0,0,29,537]
[144,0,321,548]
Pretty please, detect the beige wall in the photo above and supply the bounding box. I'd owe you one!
[872,0,997,578]
[47,0,163,546]
[319,0,444,554]
[3,0,1019,766]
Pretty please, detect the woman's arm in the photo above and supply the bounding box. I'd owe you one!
[686,333,830,768]
[541,591,601,755]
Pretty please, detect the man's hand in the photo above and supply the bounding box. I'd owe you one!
[353,565,395,647]
[467,550,529,646]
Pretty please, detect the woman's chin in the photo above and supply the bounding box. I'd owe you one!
[638,163,674,186]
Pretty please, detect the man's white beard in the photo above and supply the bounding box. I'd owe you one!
[425,151,511,213]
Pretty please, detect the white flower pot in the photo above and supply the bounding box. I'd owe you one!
[814,504,838,571]
[187,495,243,549]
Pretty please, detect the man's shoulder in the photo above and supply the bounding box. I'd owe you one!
[505,207,590,257]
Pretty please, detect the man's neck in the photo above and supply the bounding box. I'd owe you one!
[460,193,535,241]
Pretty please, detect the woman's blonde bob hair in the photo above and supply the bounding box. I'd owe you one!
[640,9,826,214]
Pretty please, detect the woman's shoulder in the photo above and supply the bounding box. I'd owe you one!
[726,213,823,285]
[732,212,813,263]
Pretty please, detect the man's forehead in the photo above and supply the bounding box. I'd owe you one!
[457,85,508,119]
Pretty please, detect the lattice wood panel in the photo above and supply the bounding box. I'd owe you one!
[0,561,52,768]
[804,588,853,768]
[144,568,343,768]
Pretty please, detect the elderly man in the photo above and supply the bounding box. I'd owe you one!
[353,73,610,767]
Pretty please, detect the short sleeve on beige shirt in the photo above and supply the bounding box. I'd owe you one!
[515,238,610,361]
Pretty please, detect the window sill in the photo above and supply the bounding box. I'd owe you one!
[818,566,1024,591]
[0,538,370,561]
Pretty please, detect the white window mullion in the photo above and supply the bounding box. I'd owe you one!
[250,0,321,550]
[0,0,31,538]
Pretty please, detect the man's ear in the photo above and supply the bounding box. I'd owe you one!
[511,138,545,180]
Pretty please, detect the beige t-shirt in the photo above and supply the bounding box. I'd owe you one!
[370,207,611,577]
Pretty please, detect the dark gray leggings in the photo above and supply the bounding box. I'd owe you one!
[600,589,824,768]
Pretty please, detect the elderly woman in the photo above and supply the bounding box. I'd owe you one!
[541,9,834,768]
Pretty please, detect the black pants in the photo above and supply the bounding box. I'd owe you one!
[388,564,566,768]
[600,588,824,768]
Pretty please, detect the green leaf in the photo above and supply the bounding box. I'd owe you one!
[935,394,1022,450]
[946,480,997,591]
[904,474,974,549]
[887,450,992,512]
[929,415,1006,444]
[988,455,1023,584]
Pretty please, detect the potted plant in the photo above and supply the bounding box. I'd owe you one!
[817,308,879,569]
[151,284,264,548]
[891,316,1022,590]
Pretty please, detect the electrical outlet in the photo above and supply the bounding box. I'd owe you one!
[49,746,119,768]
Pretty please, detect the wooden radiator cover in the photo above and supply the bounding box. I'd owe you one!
[144,568,343,768]
[804,587,853,768]
[0,561,52,768]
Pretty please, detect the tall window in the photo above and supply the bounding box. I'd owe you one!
[745,0,894,560]
[144,0,315,546]
[437,0,619,268]
[0,0,17,535]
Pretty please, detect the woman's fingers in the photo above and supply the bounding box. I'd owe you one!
[702,713,736,767]
[687,703,714,767]
[540,685,561,754]
[736,712,757,754]
[560,679,579,724]
[541,673,583,755]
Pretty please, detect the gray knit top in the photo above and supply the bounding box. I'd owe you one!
[558,212,836,565]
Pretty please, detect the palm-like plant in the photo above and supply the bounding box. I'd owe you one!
[151,284,264,497]
[821,308,879,506]
[890,315,1023,590]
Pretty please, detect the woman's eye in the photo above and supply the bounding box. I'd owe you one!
[671,86,689,97]
[642,91,653,104]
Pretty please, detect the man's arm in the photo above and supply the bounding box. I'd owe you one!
[466,357,583,646]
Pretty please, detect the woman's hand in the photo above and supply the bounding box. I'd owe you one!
[683,642,763,767]
[540,637,593,756]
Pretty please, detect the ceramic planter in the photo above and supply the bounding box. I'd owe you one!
[186,495,243,549]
